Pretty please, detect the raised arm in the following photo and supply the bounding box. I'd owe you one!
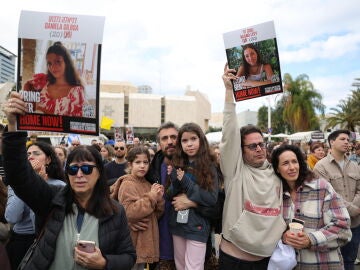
[220,65,241,189]
[2,92,54,217]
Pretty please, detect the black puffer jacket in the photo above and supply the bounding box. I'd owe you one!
[145,150,164,184]
[3,132,136,270]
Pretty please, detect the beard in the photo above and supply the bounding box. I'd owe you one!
[163,145,176,160]
[115,153,125,159]
[163,152,173,160]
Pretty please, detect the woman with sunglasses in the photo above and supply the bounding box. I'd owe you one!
[2,92,136,269]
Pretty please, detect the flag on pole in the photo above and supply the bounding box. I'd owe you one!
[100,116,114,130]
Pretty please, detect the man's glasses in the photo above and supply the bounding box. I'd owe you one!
[114,146,125,151]
[243,142,266,151]
[67,164,97,175]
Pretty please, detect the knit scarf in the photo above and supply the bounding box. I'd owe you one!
[307,154,319,170]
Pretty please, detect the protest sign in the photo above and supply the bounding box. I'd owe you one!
[17,10,105,135]
[223,21,283,101]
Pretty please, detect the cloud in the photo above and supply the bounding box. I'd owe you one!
[281,33,360,63]
[1,0,360,117]
[312,70,360,111]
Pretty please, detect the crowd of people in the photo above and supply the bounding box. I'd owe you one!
[0,67,359,270]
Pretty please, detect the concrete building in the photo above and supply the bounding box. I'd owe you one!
[99,81,211,140]
[209,110,258,129]
[137,85,153,94]
[0,46,16,83]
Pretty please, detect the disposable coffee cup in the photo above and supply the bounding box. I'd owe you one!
[289,222,303,233]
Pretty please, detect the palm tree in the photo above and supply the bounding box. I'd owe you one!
[326,88,360,131]
[282,73,325,132]
[351,88,360,117]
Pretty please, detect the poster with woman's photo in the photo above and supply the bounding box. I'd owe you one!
[223,21,283,101]
[17,10,105,135]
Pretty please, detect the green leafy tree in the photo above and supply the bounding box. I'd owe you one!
[257,98,292,135]
[257,105,269,133]
[283,73,325,132]
[351,88,360,117]
[326,88,360,132]
[272,96,292,134]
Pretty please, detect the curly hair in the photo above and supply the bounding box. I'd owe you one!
[172,123,216,191]
[271,144,315,192]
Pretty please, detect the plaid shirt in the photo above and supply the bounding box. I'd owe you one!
[283,178,352,269]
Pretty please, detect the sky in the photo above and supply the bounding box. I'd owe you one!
[1,0,360,114]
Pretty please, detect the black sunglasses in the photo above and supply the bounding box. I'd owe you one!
[243,142,266,151]
[67,164,97,175]
[114,146,125,151]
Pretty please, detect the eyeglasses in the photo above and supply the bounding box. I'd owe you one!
[243,142,266,151]
[114,146,125,151]
[67,164,97,175]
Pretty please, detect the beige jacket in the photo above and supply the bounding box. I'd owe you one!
[314,153,360,227]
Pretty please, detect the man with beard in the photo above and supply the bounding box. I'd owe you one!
[143,122,179,270]
[104,140,128,185]
[130,122,193,269]
[122,122,217,269]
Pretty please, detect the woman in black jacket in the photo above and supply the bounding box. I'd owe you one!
[2,92,136,269]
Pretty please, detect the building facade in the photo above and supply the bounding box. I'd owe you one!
[209,110,258,129]
[0,67,211,141]
[0,46,16,83]
[99,81,211,140]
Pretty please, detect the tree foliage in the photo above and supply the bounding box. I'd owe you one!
[257,105,268,133]
[282,73,325,132]
[272,96,292,134]
[326,86,360,132]
[257,97,292,134]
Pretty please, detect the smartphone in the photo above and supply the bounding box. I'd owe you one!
[77,240,96,253]
[176,209,189,224]
[292,218,305,225]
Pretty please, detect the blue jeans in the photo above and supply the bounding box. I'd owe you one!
[341,225,360,270]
